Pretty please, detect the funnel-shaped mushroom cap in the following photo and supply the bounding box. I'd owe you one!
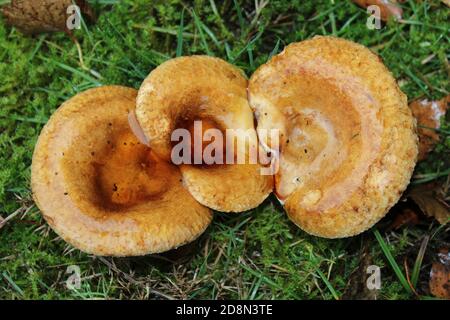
[31,86,212,256]
[135,56,273,212]
[249,36,418,238]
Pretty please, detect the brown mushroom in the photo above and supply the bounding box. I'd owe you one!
[31,86,212,256]
[248,36,418,238]
[135,56,273,212]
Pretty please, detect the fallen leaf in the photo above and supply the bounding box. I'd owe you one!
[429,247,450,299]
[389,207,421,230]
[1,0,95,35]
[352,0,403,21]
[408,183,449,225]
[410,95,449,161]
[441,0,450,8]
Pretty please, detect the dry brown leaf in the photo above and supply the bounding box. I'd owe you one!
[389,207,421,230]
[410,95,449,161]
[408,183,450,225]
[429,247,450,299]
[352,0,403,21]
[1,0,94,35]
[441,0,450,8]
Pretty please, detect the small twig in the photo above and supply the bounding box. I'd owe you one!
[421,54,436,65]
[66,32,102,79]
[0,206,31,230]
[270,264,290,274]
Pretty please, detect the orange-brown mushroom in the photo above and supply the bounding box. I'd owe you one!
[135,56,273,212]
[249,36,418,238]
[31,86,212,256]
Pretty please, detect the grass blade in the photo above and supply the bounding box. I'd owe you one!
[192,10,212,55]
[2,272,24,297]
[315,267,340,300]
[401,66,431,98]
[239,260,300,299]
[412,168,450,185]
[231,27,264,63]
[233,0,245,36]
[268,38,281,59]
[176,9,185,57]
[200,23,221,47]
[28,35,46,62]
[411,235,429,288]
[224,42,233,61]
[247,46,254,70]
[145,26,194,38]
[373,229,413,295]
[40,56,102,86]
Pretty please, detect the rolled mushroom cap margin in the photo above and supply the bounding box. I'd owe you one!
[248,36,418,238]
[31,86,212,256]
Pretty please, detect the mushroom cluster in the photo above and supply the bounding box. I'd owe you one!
[32,36,418,256]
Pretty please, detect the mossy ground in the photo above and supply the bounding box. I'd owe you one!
[0,0,448,299]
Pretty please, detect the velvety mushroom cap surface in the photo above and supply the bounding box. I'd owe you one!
[249,36,418,238]
[31,86,212,256]
[136,56,273,212]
